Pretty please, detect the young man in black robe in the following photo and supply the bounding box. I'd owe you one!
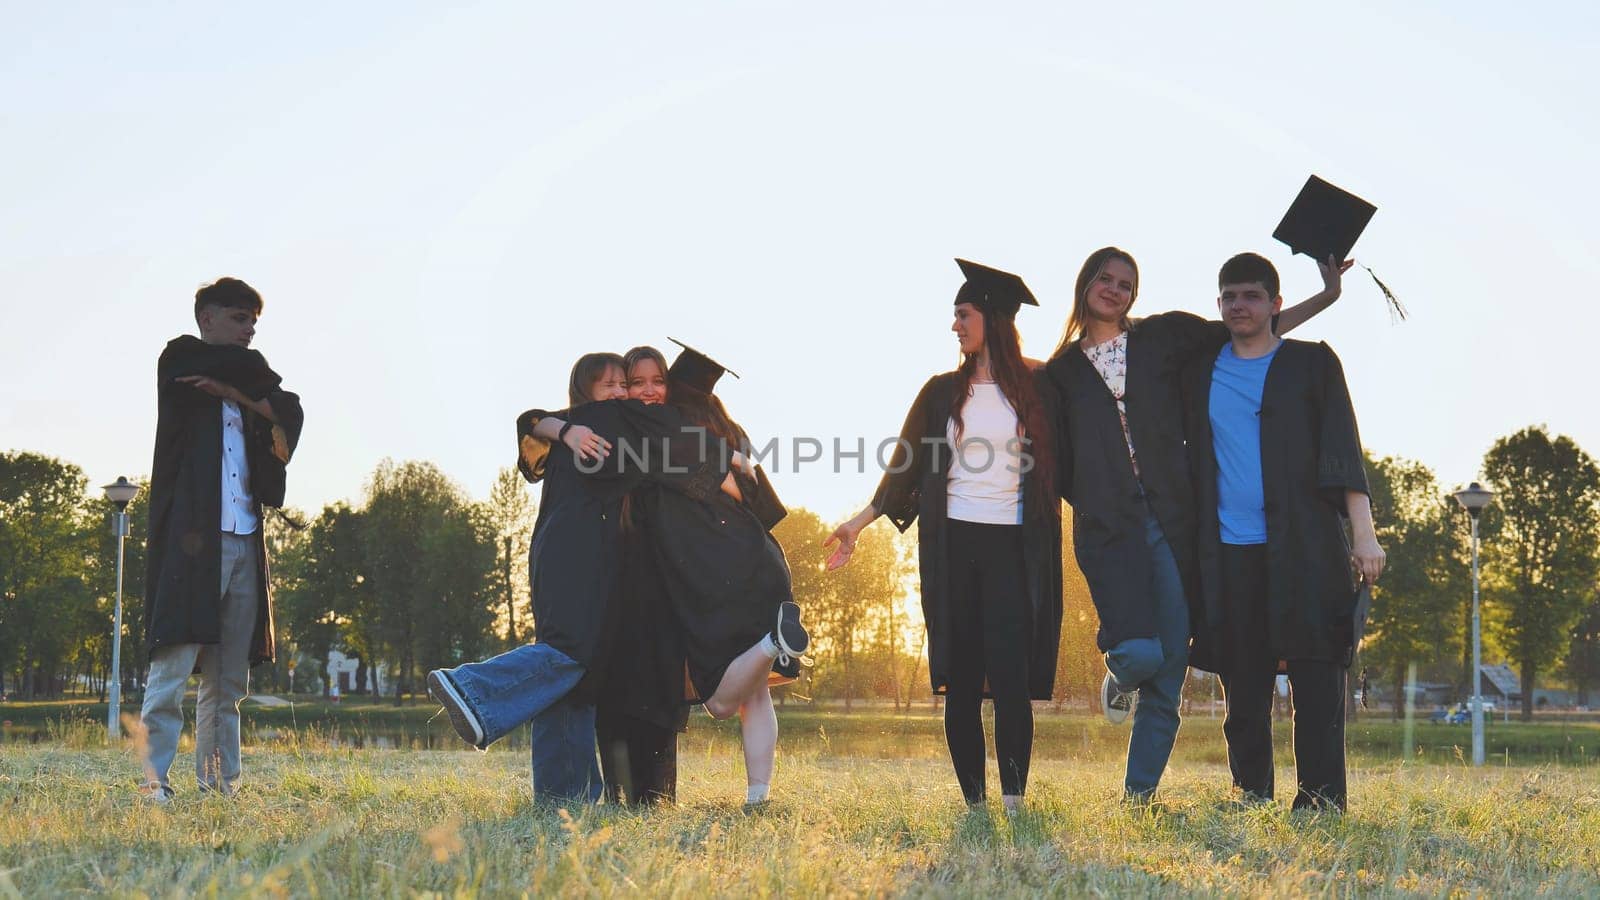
[1182,253,1384,811]
[139,277,304,802]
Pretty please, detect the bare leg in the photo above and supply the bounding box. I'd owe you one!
[739,685,777,799]
[704,641,778,719]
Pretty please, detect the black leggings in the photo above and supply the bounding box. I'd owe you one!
[943,519,1034,802]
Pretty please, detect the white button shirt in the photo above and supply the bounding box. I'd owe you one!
[219,400,259,535]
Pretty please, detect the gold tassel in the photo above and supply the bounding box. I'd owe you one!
[1361,263,1407,323]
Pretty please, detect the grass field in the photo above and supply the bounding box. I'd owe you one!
[3,708,1599,896]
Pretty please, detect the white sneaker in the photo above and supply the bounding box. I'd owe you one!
[427,669,486,748]
[1102,673,1137,725]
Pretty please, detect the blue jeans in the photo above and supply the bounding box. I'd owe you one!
[529,696,603,804]
[1103,511,1190,797]
[446,643,586,746]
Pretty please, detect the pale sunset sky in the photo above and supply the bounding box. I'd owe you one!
[3,2,1597,522]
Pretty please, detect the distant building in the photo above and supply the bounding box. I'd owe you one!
[1478,663,1521,705]
[326,649,388,695]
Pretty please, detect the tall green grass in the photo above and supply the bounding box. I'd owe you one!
[2,728,1598,895]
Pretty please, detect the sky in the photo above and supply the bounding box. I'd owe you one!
[3,1,1598,522]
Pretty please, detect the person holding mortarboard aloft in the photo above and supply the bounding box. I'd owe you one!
[827,260,1062,816]
[1043,238,1348,804]
[1179,180,1387,812]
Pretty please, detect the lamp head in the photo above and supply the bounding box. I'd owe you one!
[1453,481,1494,519]
[102,476,140,512]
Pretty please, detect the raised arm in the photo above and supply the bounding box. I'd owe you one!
[1276,255,1354,336]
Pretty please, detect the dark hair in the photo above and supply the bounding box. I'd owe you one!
[1054,247,1139,355]
[194,277,263,320]
[950,306,1055,518]
[1218,252,1280,297]
[567,352,626,406]
[667,377,745,452]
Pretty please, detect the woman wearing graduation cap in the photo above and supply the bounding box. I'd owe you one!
[1043,244,1347,802]
[827,260,1063,815]
[425,351,731,803]
[483,341,806,806]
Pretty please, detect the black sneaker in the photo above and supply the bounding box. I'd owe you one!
[772,601,809,665]
[772,653,801,680]
[427,668,486,749]
[1101,672,1137,725]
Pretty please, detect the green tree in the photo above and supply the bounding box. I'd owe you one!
[483,467,536,646]
[1362,453,1467,716]
[1481,426,1600,721]
[1564,589,1600,708]
[774,507,906,708]
[360,460,496,704]
[0,452,97,699]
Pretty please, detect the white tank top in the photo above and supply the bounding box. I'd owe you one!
[945,382,1023,525]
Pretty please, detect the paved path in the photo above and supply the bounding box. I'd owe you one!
[246,694,293,707]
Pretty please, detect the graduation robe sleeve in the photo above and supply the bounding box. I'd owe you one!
[565,400,731,501]
[1314,344,1370,506]
[871,375,949,531]
[515,407,572,484]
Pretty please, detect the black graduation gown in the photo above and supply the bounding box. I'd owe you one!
[1180,339,1370,671]
[871,368,1064,700]
[145,336,304,667]
[527,400,728,693]
[596,499,691,732]
[1044,312,1227,651]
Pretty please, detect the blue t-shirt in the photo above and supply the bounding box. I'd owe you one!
[1210,342,1279,545]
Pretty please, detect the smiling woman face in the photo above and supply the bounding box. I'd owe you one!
[628,357,668,404]
[1085,257,1137,325]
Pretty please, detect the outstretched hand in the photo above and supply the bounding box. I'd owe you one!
[824,510,872,571]
[823,524,857,571]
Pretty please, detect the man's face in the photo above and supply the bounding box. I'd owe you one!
[1217,281,1282,340]
[197,305,257,347]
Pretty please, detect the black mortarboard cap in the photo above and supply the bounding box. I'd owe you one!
[953,258,1038,318]
[667,337,740,394]
[1274,175,1407,322]
[1273,175,1377,263]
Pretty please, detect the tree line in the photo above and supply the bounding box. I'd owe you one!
[3,424,1599,720]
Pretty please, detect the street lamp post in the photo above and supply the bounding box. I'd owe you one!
[1453,481,1494,767]
[102,477,140,743]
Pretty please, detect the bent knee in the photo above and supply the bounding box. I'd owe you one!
[704,699,738,720]
[1107,637,1165,685]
